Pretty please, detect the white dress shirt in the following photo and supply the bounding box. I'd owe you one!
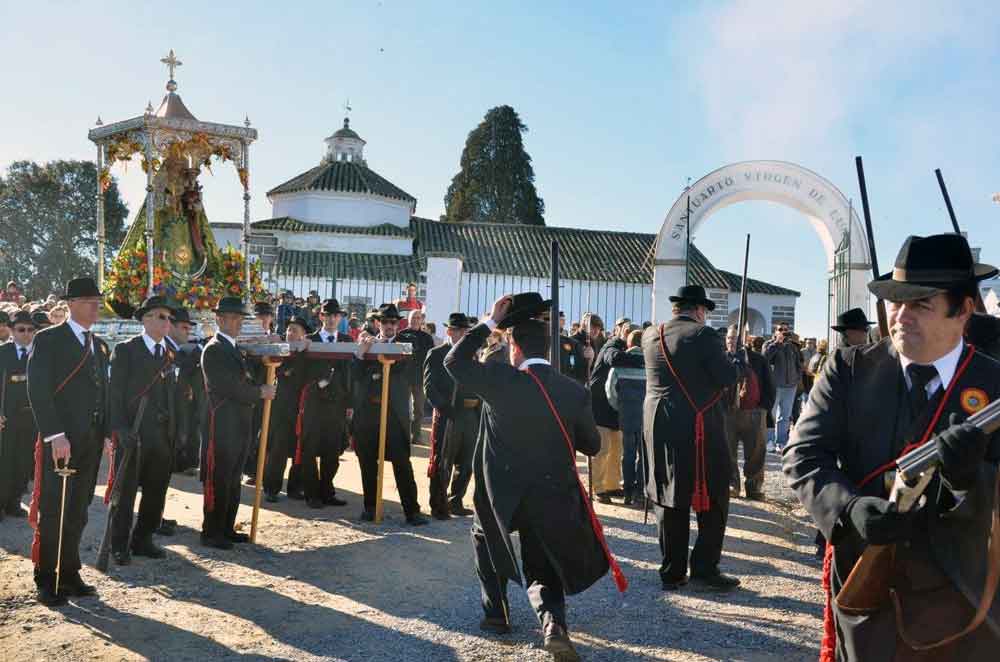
[215,330,237,348]
[141,333,167,357]
[899,338,964,398]
[66,316,92,350]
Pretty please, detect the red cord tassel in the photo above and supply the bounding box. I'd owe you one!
[691,412,711,513]
[427,409,441,478]
[28,434,43,565]
[820,542,836,662]
[293,382,314,466]
[204,407,217,512]
[104,433,117,505]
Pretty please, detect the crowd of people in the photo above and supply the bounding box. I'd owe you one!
[3,232,1000,661]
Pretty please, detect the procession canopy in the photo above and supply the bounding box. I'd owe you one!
[89,50,262,318]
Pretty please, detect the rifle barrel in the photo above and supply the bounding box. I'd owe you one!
[855,156,889,337]
[935,168,962,234]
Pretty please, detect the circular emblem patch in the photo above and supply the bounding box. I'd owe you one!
[960,388,989,415]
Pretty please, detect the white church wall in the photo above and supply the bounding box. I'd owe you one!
[273,230,412,255]
[270,191,412,228]
[210,223,243,251]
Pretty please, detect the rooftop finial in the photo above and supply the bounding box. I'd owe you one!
[244,115,251,127]
[344,98,352,117]
[96,116,103,126]
[145,101,154,115]
[161,49,182,92]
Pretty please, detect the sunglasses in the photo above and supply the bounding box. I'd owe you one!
[13,326,34,333]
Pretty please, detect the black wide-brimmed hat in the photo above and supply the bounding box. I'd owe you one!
[375,303,403,321]
[253,301,274,316]
[321,298,344,315]
[497,292,552,330]
[134,295,175,321]
[831,307,875,332]
[213,296,250,316]
[31,310,51,328]
[12,310,36,328]
[669,285,716,311]
[170,307,193,324]
[444,312,473,329]
[63,276,102,300]
[286,315,312,334]
[868,234,998,302]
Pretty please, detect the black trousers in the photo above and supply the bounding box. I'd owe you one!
[725,409,766,494]
[262,413,296,495]
[429,408,478,512]
[34,423,103,585]
[202,429,250,539]
[0,407,36,512]
[300,406,347,502]
[654,494,729,582]
[357,438,419,517]
[408,380,426,441]
[472,512,566,628]
[111,427,172,551]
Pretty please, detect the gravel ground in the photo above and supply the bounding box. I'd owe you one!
[0,431,823,662]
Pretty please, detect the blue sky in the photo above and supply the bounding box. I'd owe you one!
[2,1,998,335]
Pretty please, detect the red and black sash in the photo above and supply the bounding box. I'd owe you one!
[658,324,724,513]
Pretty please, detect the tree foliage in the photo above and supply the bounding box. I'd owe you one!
[444,105,545,226]
[0,160,128,298]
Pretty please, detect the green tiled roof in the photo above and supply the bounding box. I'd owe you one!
[275,250,424,281]
[266,160,416,203]
[251,217,412,237]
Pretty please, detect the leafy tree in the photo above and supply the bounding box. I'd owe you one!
[0,160,128,298]
[444,105,545,225]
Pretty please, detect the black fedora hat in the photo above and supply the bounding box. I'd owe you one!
[444,312,473,329]
[213,296,250,316]
[253,301,274,316]
[63,276,102,300]
[669,285,716,311]
[868,233,998,302]
[375,303,403,321]
[831,307,874,332]
[134,295,175,321]
[170,307,193,324]
[497,292,552,330]
[11,310,36,328]
[286,315,313,334]
[31,310,51,328]
[321,298,344,315]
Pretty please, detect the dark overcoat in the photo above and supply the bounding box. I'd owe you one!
[445,323,607,595]
[200,334,260,458]
[108,335,177,443]
[641,316,739,509]
[783,339,1000,661]
[351,338,414,461]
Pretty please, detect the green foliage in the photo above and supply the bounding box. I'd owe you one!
[444,105,545,226]
[0,160,128,298]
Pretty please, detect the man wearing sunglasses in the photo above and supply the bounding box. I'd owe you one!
[107,295,178,565]
[0,310,39,520]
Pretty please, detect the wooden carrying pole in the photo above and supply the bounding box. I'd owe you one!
[250,361,278,543]
[374,356,394,523]
[855,156,889,338]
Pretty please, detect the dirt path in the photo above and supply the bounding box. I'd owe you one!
[0,432,823,661]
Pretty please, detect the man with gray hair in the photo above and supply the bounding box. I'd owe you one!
[397,308,435,442]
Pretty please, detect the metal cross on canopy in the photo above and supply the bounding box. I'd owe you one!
[343,98,352,116]
[161,49,182,80]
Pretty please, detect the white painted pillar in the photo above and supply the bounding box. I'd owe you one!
[424,253,463,330]
[652,261,685,323]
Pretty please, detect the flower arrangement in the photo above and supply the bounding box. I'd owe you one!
[105,244,266,318]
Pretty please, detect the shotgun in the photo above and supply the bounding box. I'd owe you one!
[836,397,1000,613]
[934,168,988,314]
[855,156,889,339]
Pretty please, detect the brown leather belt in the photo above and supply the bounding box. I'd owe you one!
[462,398,481,408]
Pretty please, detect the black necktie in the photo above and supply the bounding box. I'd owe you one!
[82,330,91,353]
[155,344,162,360]
[19,347,26,361]
[906,363,938,418]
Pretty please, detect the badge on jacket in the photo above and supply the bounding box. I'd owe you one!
[960,387,989,415]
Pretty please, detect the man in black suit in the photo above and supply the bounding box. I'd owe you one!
[108,296,178,564]
[0,311,39,519]
[352,303,427,525]
[784,234,1000,660]
[300,300,352,508]
[27,277,111,606]
[397,308,435,442]
[244,301,276,483]
[424,312,478,520]
[200,297,276,549]
[724,324,775,500]
[642,285,742,592]
[166,307,202,475]
[446,294,608,661]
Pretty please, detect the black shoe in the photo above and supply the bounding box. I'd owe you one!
[690,571,741,591]
[431,508,451,521]
[62,573,97,597]
[542,621,580,661]
[596,493,612,505]
[113,549,132,566]
[323,494,347,506]
[201,533,234,550]
[746,492,766,501]
[608,488,625,497]
[37,584,68,607]
[623,493,634,506]
[359,510,374,522]
[156,519,177,536]
[265,492,280,503]
[661,576,688,591]
[226,531,251,543]
[288,489,305,501]
[131,538,166,559]
[479,615,511,634]
[307,497,324,509]
[448,502,473,516]
[406,513,429,526]
[6,505,27,518]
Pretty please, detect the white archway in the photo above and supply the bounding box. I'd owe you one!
[652,160,872,324]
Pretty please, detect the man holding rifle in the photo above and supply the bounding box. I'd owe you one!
[784,233,1000,660]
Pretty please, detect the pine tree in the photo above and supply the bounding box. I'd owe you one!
[444,105,545,225]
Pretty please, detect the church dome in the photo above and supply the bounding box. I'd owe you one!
[330,118,361,140]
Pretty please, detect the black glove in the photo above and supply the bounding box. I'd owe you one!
[845,496,916,545]
[935,413,988,490]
